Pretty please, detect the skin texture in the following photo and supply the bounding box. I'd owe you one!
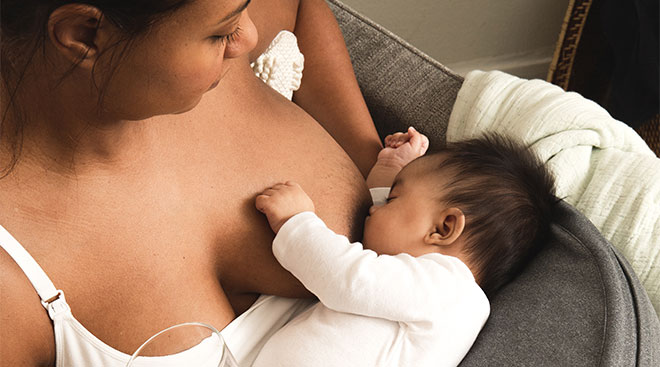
[0,0,378,364]
[291,0,383,177]
[366,127,429,188]
[363,160,467,258]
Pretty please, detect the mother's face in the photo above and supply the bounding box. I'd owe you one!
[97,0,257,120]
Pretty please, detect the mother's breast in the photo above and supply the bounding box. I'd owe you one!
[170,66,371,298]
[207,69,370,239]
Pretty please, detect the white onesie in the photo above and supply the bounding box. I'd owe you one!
[252,189,490,367]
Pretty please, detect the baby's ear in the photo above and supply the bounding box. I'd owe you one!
[425,207,465,246]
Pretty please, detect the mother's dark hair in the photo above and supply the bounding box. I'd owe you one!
[1,0,193,177]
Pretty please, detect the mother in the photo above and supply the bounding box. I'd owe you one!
[0,0,381,364]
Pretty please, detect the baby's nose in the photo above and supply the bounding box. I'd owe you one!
[368,205,378,215]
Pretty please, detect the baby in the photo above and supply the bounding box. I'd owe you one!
[253,127,558,367]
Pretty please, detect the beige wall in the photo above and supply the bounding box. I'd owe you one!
[339,0,570,79]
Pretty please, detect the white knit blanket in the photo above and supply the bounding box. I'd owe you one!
[447,70,660,317]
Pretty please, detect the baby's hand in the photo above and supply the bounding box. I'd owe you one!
[256,181,315,234]
[378,127,430,169]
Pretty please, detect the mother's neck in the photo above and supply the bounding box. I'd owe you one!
[2,56,155,178]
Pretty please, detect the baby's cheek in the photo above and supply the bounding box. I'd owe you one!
[361,222,378,249]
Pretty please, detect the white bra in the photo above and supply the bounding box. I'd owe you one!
[0,30,307,367]
[0,224,224,367]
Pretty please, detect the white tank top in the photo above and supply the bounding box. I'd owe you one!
[0,30,308,367]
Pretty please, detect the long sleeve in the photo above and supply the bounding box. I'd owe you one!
[368,187,390,206]
[272,212,483,323]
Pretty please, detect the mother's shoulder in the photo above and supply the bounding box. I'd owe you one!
[0,244,56,366]
[248,0,300,62]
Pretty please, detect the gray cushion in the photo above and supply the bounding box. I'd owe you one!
[460,201,660,366]
[329,0,462,151]
[328,1,660,365]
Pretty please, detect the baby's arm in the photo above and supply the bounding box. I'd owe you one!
[366,127,429,189]
[256,183,472,323]
[264,210,478,323]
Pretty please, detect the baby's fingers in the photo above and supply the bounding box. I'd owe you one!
[408,127,429,155]
[255,194,272,213]
[256,182,290,208]
[385,132,409,148]
[260,181,295,194]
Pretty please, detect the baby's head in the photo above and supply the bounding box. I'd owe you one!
[363,134,558,298]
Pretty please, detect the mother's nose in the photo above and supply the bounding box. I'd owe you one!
[224,10,258,59]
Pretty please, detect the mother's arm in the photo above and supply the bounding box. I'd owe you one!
[293,0,382,177]
[0,250,55,366]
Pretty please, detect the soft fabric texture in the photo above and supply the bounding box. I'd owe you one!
[221,295,313,365]
[368,187,391,206]
[447,69,660,317]
[252,188,488,367]
[459,200,660,366]
[250,30,304,101]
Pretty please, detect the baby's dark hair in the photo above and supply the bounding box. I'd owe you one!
[428,134,559,299]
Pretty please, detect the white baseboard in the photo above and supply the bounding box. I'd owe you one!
[444,47,555,80]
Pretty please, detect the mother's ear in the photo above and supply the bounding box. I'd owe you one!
[425,207,465,246]
[47,4,108,68]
